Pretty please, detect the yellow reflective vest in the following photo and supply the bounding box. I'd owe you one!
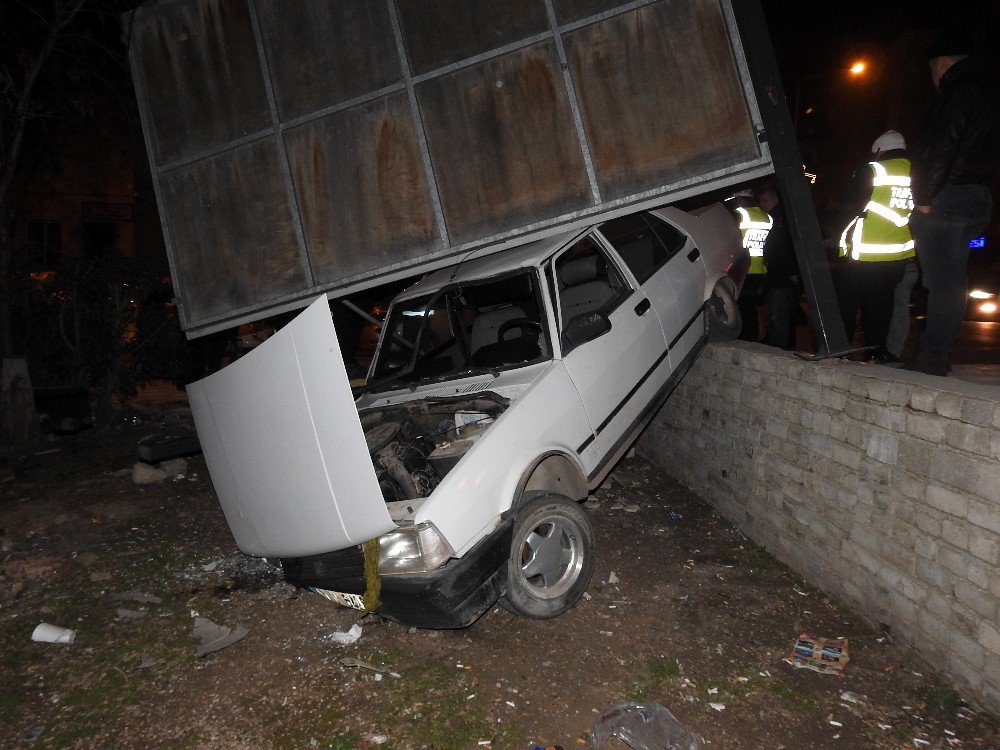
[734,206,771,275]
[839,158,915,262]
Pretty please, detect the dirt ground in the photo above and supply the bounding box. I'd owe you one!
[1,404,998,750]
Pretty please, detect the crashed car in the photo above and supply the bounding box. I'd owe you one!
[188,204,747,628]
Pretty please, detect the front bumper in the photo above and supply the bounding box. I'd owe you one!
[281,519,513,629]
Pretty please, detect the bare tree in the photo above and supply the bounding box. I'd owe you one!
[1,0,88,358]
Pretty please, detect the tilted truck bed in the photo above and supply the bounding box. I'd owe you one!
[125,0,772,337]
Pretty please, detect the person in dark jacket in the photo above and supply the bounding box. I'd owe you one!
[907,39,999,376]
[759,186,800,350]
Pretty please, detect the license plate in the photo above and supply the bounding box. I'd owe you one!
[314,588,365,610]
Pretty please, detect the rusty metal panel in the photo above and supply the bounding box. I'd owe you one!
[285,93,438,285]
[161,140,307,323]
[130,0,271,164]
[552,0,627,24]
[417,41,591,245]
[395,0,548,75]
[128,0,771,336]
[254,0,401,121]
[565,0,759,200]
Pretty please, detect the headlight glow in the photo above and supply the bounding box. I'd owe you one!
[969,289,993,300]
[378,522,454,575]
[980,301,998,314]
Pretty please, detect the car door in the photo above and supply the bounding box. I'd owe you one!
[553,233,671,467]
[599,212,708,369]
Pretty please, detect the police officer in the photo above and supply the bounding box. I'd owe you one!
[834,130,915,362]
[725,189,771,341]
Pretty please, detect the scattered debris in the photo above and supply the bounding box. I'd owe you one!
[608,571,620,585]
[839,691,865,705]
[137,655,157,670]
[339,657,391,674]
[323,623,363,645]
[110,590,162,606]
[31,622,75,644]
[665,510,683,522]
[784,633,849,676]
[24,726,45,742]
[584,496,601,510]
[190,616,249,658]
[131,461,168,485]
[709,702,726,712]
[159,457,188,478]
[116,608,146,620]
[592,702,705,750]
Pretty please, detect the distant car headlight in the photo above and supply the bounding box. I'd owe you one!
[969,289,994,300]
[980,301,998,315]
[378,522,454,575]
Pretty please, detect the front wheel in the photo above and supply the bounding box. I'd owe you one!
[500,494,595,619]
[707,278,742,341]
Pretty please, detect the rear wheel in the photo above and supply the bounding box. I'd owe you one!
[500,494,595,619]
[707,278,742,341]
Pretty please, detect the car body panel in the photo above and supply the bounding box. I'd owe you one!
[187,298,395,558]
[411,361,595,556]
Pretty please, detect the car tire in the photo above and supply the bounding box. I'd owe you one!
[500,494,595,620]
[707,278,742,341]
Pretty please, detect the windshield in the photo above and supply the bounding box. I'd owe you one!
[370,270,550,385]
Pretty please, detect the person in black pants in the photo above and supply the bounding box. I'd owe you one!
[759,186,800,350]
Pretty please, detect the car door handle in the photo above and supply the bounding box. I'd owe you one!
[634,298,651,316]
[687,247,701,262]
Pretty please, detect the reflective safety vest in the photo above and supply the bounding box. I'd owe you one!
[734,206,771,274]
[839,158,915,262]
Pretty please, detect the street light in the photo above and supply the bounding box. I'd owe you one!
[787,60,868,132]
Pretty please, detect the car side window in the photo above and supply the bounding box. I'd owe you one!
[599,212,687,284]
[554,235,631,329]
[645,213,689,258]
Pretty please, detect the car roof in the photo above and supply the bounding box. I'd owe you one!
[395,227,582,301]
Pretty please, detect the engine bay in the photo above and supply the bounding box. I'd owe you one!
[359,393,510,517]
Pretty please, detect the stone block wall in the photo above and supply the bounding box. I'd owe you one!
[639,341,1000,712]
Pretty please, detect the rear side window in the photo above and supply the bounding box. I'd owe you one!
[600,212,687,283]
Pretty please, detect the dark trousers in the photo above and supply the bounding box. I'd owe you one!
[766,286,798,350]
[737,274,767,342]
[834,259,909,350]
[911,185,993,355]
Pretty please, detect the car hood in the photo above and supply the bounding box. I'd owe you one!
[187,298,395,558]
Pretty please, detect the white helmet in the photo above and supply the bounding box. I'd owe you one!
[872,130,905,154]
[727,188,753,201]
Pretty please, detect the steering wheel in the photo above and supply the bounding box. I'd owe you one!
[497,318,542,342]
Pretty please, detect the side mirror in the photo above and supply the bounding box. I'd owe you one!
[562,311,611,352]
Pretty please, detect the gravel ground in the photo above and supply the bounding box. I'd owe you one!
[1,412,998,749]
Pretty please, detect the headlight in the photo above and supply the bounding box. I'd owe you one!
[980,301,998,314]
[378,522,454,575]
[969,289,994,300]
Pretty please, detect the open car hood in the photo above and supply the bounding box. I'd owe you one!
[187,298,395,558]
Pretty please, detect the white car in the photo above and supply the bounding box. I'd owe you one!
[188,204,747,628]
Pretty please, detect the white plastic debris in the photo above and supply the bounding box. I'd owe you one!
[608,571,620,584]
[325,623,363,645]
[709,702,726,712]
[31,623,75,644]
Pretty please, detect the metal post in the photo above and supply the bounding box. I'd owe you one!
[730,1,854,358]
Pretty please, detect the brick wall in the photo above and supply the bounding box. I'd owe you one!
[639,341,1000,712]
